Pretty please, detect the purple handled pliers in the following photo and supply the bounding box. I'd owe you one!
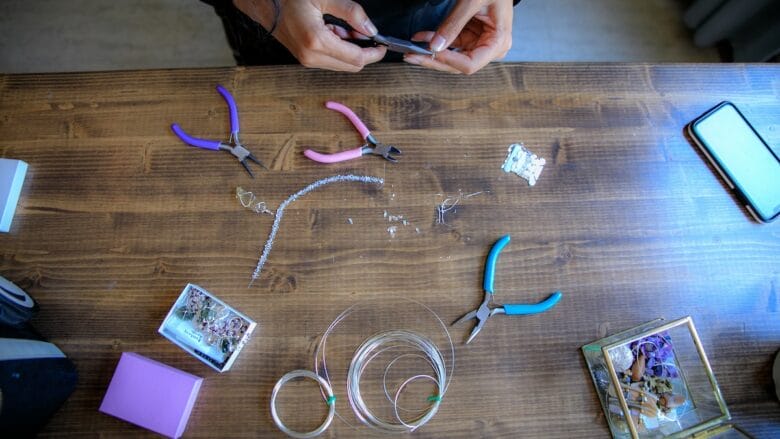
[171,85,265,177]
[303,101,401,164]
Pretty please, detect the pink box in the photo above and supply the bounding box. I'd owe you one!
[99,352,203,438]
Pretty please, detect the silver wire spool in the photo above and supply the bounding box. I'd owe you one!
[313,298,454,435]
[346,330,446,433]
[270,369,336,438]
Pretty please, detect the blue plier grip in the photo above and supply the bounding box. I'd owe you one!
[216,84,240,137]
[504,291,562,315]
[483,234,511,294]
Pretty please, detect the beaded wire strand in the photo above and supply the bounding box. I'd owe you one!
[248,174,384,286]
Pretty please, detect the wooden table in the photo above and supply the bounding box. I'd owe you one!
[1,63,779,438]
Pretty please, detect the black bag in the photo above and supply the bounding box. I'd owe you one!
[0,276,78,437]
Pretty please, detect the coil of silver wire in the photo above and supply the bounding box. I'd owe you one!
[270,369,336,439]
[346,329,446,432]
[313,299,454,435]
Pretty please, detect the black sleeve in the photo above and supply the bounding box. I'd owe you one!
[200,0,231,14]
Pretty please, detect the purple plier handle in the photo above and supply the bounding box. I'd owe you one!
[325,101,371,140]
[170,84,240,150]
[170,123,222,150]
[216,84,240,138]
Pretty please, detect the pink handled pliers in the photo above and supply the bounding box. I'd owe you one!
[303,102,401,163]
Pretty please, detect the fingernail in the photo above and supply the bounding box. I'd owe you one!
[364,20,378,36]
[431,35,446,52]
[404,55,420,65]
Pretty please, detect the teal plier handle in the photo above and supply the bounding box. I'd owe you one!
[504,291,562,315]
[483,234,562,315]
[483,234,511,294]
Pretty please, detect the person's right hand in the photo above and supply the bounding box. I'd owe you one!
[233,0,387,72]
[405,0,513,75]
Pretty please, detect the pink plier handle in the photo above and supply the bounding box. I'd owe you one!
[303,101,373,163]
[325,101,371,140]
[303,147,363,163]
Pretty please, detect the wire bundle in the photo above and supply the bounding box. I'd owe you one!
[270,369,335,439]
[313,300,454,434]
[347,330,447,432]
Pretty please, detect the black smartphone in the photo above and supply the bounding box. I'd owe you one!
[687,101,780,223]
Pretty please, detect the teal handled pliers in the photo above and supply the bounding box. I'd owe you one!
[454,235,562,344]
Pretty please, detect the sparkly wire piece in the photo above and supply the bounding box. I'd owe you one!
[249,174,384,286]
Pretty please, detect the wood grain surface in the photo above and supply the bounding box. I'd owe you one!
[1,63,779,438]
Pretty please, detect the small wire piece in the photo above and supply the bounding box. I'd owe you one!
[384,210,415,237]
[436,196,460,225]
[236,187,274,215]
[270,369,336,438]
[237,187,253,207]
[435,190,488,225]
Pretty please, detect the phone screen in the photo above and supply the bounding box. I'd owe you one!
[691,103,780,222]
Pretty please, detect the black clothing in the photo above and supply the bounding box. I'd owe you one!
[201,0,518,65]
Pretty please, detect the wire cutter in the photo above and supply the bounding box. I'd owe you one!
[170,85,265,177]
[303,101,401,163]
[454,235,562,344]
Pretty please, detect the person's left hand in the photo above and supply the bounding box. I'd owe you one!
[404,0,513,75]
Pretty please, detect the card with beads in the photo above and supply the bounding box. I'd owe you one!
[159,284,256,372]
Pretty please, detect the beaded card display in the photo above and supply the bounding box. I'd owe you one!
[159,284,256,372]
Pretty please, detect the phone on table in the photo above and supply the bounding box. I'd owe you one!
[687,101,780,223]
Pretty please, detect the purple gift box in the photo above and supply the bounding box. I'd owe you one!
[99,352,203,438]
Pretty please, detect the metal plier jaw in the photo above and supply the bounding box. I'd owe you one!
[362,134,402,163]
[223,143,263,177]
[453,296,494,344]
[454,235,563,344]
[221,132,264,177]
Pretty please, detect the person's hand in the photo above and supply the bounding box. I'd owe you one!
[404,0,513,75]
[233,0,386,72]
